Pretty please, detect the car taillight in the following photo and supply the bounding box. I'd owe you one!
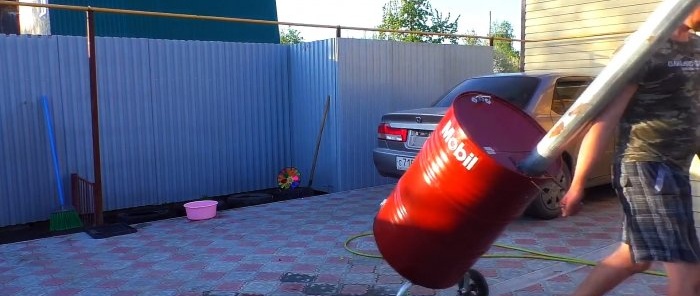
[378,123,408,142]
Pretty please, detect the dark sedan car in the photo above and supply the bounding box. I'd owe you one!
[372,72,614,220]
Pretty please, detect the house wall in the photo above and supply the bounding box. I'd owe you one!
[0,0,20,34]
[523,0,660,75]
[47,0,281,43]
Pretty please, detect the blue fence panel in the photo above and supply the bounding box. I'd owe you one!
[148,40,290,203]
[0,35,64,226]
[334,38,494,192]
[287,39,338,193]
[97,37,160,210]
[55,36,94,188]
[1,35,291,226]
[0,34,494,227]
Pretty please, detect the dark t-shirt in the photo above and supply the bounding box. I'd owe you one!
[616,35,700,171]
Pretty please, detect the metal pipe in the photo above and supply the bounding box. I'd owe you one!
[0,0,652,43]
[396,282,412,296]
[86,9,104,225]
[519,0,700,175]
[0,0,512,43]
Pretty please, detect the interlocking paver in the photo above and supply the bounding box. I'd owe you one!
[0,184,673,295]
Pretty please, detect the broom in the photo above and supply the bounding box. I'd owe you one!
[41,96,83,231]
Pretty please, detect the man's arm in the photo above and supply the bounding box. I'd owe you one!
[561,84,638,217]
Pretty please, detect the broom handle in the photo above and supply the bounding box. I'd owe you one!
[308,95,331,188]
[41,96,66,206]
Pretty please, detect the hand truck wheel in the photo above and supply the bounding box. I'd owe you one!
[457,269,489,296]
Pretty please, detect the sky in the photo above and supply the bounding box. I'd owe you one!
[275,0,522,42]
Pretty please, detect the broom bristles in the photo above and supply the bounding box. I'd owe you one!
[49,209,83,232]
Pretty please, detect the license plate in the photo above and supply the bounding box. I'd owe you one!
[396,156,414,171]
[407,130,431,149]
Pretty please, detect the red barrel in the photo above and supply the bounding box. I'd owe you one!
[373,92,563,289]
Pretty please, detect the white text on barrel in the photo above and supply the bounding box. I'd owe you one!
[441,120,479,170]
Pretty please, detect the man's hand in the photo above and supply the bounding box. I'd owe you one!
[560,187,585,217]
[556,85,636,218]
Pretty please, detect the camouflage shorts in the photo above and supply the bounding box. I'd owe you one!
[613,161,700,263]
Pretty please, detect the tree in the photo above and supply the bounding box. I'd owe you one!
[490,20,520,73]
[462,29,485,46]
[280,27,304,44]
[377,0,460,44]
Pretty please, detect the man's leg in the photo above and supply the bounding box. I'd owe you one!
[664,262,700,296]
[571,243,651,296]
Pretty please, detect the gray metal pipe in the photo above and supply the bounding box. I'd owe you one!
[519,0,700,176]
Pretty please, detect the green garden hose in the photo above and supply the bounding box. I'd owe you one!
[343,232,666,277]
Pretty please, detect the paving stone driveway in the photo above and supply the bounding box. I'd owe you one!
[0,184,669,296]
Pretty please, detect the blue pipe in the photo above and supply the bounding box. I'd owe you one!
[41,96,66,207]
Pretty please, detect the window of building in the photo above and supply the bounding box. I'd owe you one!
[0,0,19,35]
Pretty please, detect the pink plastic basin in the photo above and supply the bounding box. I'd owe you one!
[184,200,218,220]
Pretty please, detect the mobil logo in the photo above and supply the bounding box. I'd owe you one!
[440,119,478,170]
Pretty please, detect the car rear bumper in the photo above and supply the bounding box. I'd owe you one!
[372,147,418,179]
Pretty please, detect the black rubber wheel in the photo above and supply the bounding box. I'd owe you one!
[524,163,572,220]
[457,269,489,296]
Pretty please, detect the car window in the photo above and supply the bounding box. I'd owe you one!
[431,76,541,109]
[551,80,591,115]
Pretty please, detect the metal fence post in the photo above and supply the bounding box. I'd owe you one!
[86,8,104,225]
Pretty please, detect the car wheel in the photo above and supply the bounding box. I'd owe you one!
[524,163,572,220]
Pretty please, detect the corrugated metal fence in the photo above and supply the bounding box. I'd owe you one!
[0,35,493,227]
[334,39,493,191]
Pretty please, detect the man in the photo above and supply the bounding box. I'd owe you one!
[560,6,700,296]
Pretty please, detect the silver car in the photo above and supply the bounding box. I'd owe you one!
[372,72,614,220]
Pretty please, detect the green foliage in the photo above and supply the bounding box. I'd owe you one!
[490,20,520,73]
[375,0,521,72]
[377,0,460,44]
[280,27,304,44]
[462,29,485,46]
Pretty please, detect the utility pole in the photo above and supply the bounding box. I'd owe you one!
[488,11,492,35]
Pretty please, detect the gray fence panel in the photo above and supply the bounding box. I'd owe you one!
[288,39,338,193]
[0,35,494,226]
[55,36,94,188]
[0,35,64,226]
[335,39,494,192]
[1,35,292,225]
[148,40,291,204]
[97,37,160,210]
